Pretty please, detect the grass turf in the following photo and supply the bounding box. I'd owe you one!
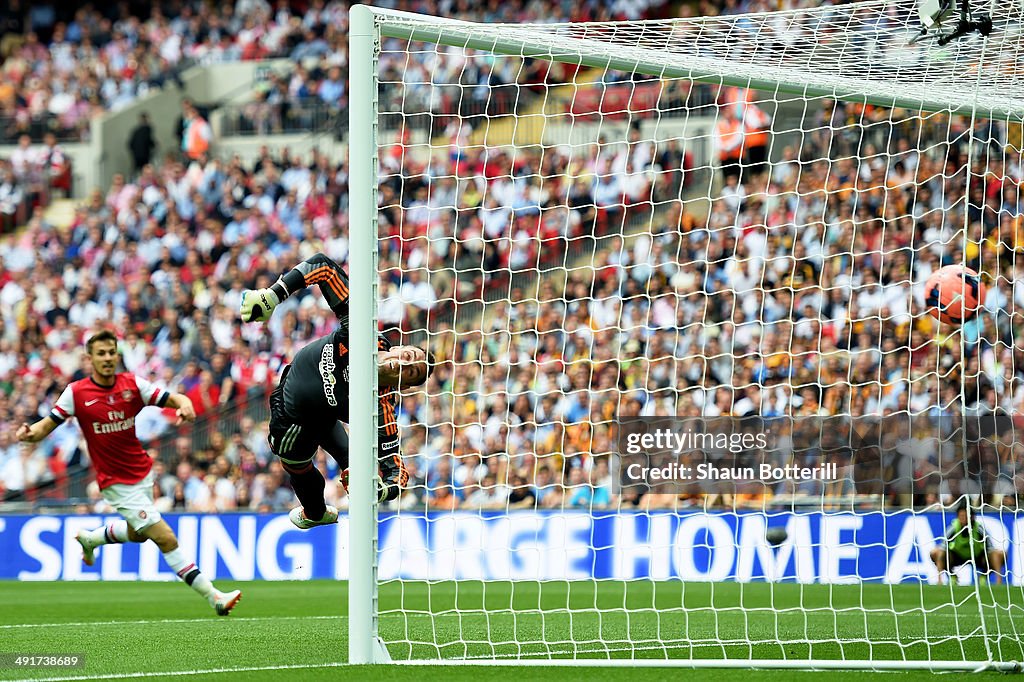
[0,580,1021,681]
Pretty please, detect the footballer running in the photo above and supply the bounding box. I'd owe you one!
[16,330,242,615]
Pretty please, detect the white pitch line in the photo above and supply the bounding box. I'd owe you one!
[5,662,349,682]
[0,611,481,631]
[5,649,991,682]
[0,615,343,630]
[0,609,1006,631]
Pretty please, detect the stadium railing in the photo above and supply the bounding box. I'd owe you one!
[0,113,87,144]
[217,98,347,138]
[148,386,273,462]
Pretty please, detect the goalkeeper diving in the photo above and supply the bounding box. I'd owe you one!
[240,253,431,528]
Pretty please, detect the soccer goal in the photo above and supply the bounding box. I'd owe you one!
[347,0,1024,670]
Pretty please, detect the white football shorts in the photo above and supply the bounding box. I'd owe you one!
[101,471,162,532]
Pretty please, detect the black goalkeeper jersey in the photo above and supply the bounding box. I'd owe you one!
[281,329,398,437]
[272,252,399,437]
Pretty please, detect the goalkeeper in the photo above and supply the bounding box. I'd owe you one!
[930,503,1005,585]
[240,253,430,528]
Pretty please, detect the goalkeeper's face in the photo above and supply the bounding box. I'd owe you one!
[379,346,429,387]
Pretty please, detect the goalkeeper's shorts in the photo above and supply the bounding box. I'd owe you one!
[269,366,408,499]
[268,366,321,466]
[948,548,990,571]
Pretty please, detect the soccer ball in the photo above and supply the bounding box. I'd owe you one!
[923,264,986,325]
[765,527,788,546]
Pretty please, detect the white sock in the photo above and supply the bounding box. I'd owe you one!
[162,548,218,602]
[81,521,130,547]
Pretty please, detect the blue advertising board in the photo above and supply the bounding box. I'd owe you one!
[0,511,1019,583]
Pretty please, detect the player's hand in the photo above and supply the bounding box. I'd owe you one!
[15,423,36,443]
[339,470,389,502]
[240,288,280,323]
[174,396,197,425]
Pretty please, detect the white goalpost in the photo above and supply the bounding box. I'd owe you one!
[348,0,1024,670]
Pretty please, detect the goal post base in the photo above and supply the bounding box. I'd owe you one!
[391,659,1021,672]
[372,637,393,664]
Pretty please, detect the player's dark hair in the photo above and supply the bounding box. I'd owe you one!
[86,329,119,353]
[425,350,436,378]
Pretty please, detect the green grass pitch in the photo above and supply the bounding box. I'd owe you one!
[0,580,1021,681]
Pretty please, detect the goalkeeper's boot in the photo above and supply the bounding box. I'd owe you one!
[239,288,280,323]
[75,531,97,567]
[289,504,339,530]
[212,589,243,616]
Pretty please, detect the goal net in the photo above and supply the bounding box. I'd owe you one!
[347,0,1024,670]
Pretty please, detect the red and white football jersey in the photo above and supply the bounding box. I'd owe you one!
[50,373,170,489]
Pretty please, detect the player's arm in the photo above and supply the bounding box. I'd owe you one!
[976,523,992,555]
[16,417,59,444]
[20,384,76,442]
[164,392,197,424]
[944,522,956,544]
[136,375,196,425]
[376,390,408,502]
[240,252,349,323]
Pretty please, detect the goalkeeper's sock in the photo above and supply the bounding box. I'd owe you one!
[162,548,217,602]
[287,465,328,521]
[80,521,130,547]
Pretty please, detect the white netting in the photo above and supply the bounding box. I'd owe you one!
[362,0,1024,668]
[377,1,1024,117]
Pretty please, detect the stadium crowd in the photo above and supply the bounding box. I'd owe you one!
[395,108,1023,513]
[0,0,673,143]
[5,103,1023,511]
[0,0,359,142]
[2,0,1023,513]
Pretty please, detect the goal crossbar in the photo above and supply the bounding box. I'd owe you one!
[368,4,1024,120]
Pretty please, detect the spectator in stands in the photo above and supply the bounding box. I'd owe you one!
[181,102,212,161]
[129,113,157,173]
[315,64,342,107]
[0,0,24,59]
[39,132,71,198]
[0,165,24,232]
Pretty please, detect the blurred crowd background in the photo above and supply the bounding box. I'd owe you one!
[1,0,1022,513]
